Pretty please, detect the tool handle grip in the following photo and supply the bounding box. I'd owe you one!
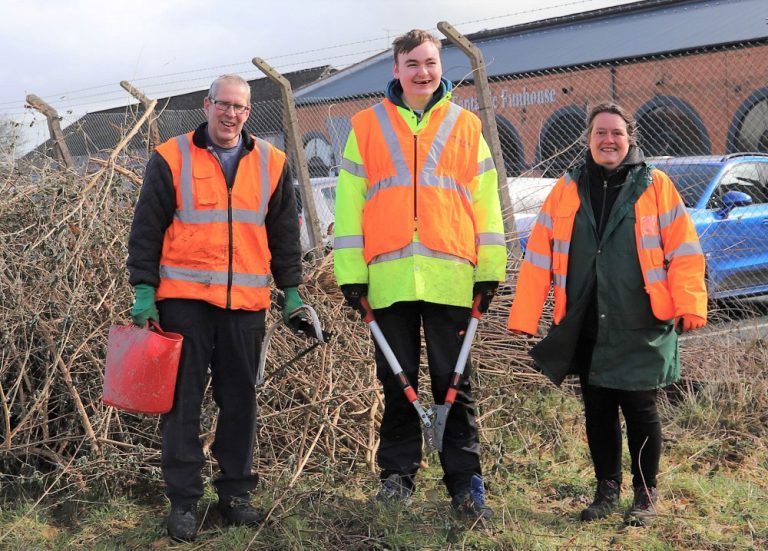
[471,293,483,320]
[359,296,375,323]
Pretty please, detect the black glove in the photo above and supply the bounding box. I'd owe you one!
[340,283,368,316]
[473,281,499,314]
[289,316,321,339]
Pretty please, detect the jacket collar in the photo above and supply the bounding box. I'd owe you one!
[584,145,646,186]
[192,122,255,152]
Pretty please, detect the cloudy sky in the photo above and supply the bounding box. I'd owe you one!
[0,0,632,151]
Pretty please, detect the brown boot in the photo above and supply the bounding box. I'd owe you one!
[580,479,620,521]
[627,486,658,526]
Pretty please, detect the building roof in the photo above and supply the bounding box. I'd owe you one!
[29,65,335,160]
[295,0,768,101]
[99,65,335,114]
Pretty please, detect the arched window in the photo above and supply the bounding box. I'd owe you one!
[496,116,525,176]
[728,88,768,153]
[536,106,586,178]
[303,131,335,177]
[635,96,710,156]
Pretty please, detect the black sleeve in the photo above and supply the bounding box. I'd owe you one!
[266,162,303,289]
[127,152,177,287]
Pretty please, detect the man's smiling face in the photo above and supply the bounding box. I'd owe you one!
[393,40,442,111]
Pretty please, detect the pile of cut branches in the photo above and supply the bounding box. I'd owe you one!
[1,158,763,504]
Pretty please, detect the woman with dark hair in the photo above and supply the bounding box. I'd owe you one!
[507,102,707,525]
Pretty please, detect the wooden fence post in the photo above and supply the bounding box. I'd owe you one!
[252,57,324,264]
[437,21,518,254]
[25,94,74,170]
[120,80,161,151]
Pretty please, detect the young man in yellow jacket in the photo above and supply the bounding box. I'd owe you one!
[334,29,506,519]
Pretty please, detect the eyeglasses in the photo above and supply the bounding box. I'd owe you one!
[209,99,250,115]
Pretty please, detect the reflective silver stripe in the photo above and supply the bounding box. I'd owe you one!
[174,134,269,226]
[553,273,567,288]
[536,211,554,231]
[254,139,272,224]
[370,103,411,197]
[640,234,663,250]
[553,239,570,255]
[477,232,505,246]
[160,265,271,288]
[419,103,464,198]
[476,157,495,176]
[564,174,574,186]
[367,175,403,200]
[341,157,367,179]
[367,103,471,204]
[523,249,552,270]
[177,135,195,213]
[369,242,472,266]
[334,235,364,249]
[647,267,668,283]
[665,240,703,261]
[420,171,472,202]
[658,203,686,229]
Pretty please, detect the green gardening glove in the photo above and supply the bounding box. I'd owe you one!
[281,286,304,324]
[131,283,159,326]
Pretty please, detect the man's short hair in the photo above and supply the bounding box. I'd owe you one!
[208,74,251,104]
[392,29,441,63]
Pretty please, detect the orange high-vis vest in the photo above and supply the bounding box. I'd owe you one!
[351,99,482,264]
[154,132,285,311]
[508,169,706,335]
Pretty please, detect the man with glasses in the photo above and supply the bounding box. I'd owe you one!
[127,74,305,541]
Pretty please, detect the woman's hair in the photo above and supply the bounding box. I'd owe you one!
[392,29,442,63]
[584,102,638,146]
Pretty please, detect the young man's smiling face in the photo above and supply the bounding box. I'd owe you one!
[393,40,442,111]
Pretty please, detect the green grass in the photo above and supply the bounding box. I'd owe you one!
[1,384,766,550]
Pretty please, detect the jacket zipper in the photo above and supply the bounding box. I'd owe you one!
[208,146,234,309]
[413,134,418,229]
[597,178,608,238]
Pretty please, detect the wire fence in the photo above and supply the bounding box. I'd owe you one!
[26,38,768,301]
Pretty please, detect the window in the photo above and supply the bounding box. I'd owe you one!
[710,162,768,208]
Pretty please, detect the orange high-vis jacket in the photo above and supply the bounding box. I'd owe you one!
[507,169,707,335]
[351,99,482,264]
[154,132,285,311]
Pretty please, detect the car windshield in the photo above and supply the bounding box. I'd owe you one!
[651,162,720,208]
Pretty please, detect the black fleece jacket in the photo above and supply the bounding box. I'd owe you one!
[127,123,302,294]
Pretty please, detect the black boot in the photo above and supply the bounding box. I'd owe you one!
[580,479,620,522]
[627,486,658,526]
[167,503,198,541]
[218,497,263,526]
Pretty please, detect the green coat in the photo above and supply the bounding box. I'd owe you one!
[531,162,680,391]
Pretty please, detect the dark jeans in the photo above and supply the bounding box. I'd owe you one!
[576,338,662,489]
[372,301,481,497]
[158,299,265,507]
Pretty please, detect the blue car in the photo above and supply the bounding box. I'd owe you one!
[516,153,768,299]
[651,154,768,299]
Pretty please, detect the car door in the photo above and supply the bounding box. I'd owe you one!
[703,161,768,295]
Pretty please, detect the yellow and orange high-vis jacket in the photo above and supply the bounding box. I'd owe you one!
[334,95,506,309]
[507,168,707,335]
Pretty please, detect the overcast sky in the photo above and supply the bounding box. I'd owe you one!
[0,0,633,152]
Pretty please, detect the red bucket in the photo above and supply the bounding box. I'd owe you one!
[102,321,183,414]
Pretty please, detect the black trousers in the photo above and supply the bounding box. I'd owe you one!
[372,301,481,497]
[575,337,662,489]
[158,299,265,507]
